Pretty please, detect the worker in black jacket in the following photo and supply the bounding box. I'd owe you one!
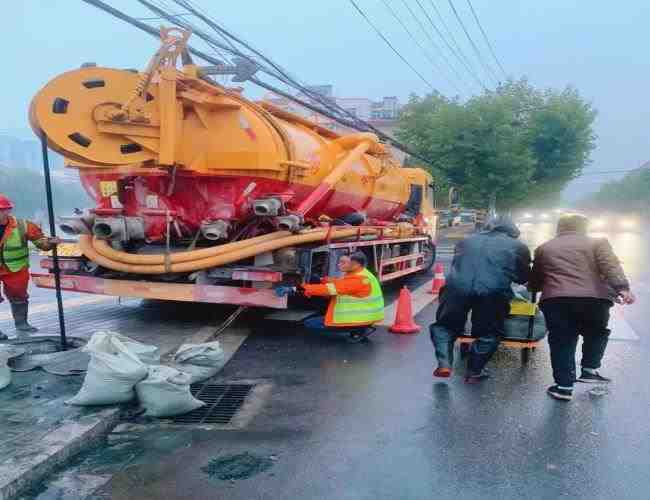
[430,216,531,383]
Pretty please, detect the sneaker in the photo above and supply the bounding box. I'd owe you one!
[433,367,452,378]
[547,385,573,401]
[348,327,373,343]
[465,369,490,384]
[577,371,612,384]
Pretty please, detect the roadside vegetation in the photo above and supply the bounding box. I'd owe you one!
[397,79,597,209]
[582,167,650,211]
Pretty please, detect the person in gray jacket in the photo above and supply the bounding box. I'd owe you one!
[530,213,635,401]
[430,216,531,383]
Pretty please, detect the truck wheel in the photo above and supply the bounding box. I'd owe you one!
[420,240,436,274]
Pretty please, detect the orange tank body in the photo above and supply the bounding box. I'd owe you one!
[29,31,436,246]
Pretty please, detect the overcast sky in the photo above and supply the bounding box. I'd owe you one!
[4,1,650,201]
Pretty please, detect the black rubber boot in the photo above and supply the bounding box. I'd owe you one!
[11,301,39,333]
[0,329,7,341]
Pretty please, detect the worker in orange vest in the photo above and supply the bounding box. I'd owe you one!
[0,194,60,340]
[275,252,384,342]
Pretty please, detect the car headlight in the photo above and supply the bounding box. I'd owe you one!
[590,218,607,229]
[620,218,638,229]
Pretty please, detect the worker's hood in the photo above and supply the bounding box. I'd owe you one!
[486,215,520,238]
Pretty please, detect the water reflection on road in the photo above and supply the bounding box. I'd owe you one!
[518,221,649,281]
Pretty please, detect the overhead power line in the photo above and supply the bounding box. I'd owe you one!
[145,0,366,129]
[427,0,479,81]
[379,0,464,95]
[80,0,438,167]
[465,0,508,79]
[398,0,471,92]
[134,12,191,21]
[446,0,500,85]
[412,0,487,92]
[348,0,436,91]
[167,0,415,144]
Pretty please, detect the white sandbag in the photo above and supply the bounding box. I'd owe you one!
[135,365,205,417]
[171,341,225,384]
[173,342,224,367]
[0,351,11,390]
[172,362,220,384]
[94,330,160,364]
[68,332,148,406]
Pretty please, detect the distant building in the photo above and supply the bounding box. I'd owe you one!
[261,86,405,162]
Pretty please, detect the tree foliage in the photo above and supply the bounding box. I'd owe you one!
[396,80,597,209]
[583,168,650,211]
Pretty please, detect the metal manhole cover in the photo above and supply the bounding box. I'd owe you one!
[171,383,254,425]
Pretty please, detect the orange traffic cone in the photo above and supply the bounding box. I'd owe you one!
[429,263,445,295]
[389,286,420,334]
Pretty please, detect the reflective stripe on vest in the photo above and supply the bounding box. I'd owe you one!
[332,268,385,325]
[2,219,29,272]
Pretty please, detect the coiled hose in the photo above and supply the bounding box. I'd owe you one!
[78,226,382,275]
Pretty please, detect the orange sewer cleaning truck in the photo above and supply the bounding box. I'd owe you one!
[30,28,438,309]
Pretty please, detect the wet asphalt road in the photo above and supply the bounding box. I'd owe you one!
[12,222,650,500]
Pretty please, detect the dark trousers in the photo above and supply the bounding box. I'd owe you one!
[540,298,612,387]
[429,287,510,374]
[304,316,368,336]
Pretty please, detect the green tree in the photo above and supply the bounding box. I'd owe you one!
[584,168,650,211]
[396,79,597,209]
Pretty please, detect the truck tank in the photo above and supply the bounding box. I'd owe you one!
[29,29,436,274]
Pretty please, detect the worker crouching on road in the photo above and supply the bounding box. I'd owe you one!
[530,213,635,401]
[0,194,59,340]
[430,216,531,383]
[276,252,385,343]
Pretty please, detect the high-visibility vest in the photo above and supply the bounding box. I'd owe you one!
[331,268,385,326]
[2,219,29,272]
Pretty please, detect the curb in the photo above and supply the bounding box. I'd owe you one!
[0,407,120,500]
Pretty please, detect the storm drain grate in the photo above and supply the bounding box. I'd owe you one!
[171,383,254,425]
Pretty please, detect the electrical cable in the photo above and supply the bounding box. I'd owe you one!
[134,12,192,21]
[427,0,478,83]
[379,0,464,94]
[347,0,437,91]
[465,0,508,79]
[413,0,487,91]
[172,0,366,128]
[80,0,438,166]
[398,0,471,91]
[142,0,404,147]
[446,0,500,85]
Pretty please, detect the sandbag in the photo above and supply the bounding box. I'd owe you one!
[0,350,11,390]
[173,342,225,367]
[67,332,148,406]
[135,365,205,417]
[172,341,225,384]
[94,330,160,364]
[172,363,220,384]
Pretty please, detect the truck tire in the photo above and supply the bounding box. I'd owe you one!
[420,239,436,274]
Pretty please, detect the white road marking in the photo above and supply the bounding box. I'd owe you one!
[608,305,640,341]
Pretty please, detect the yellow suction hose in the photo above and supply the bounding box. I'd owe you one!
[91,230,293,265]
[78,227,381,275]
